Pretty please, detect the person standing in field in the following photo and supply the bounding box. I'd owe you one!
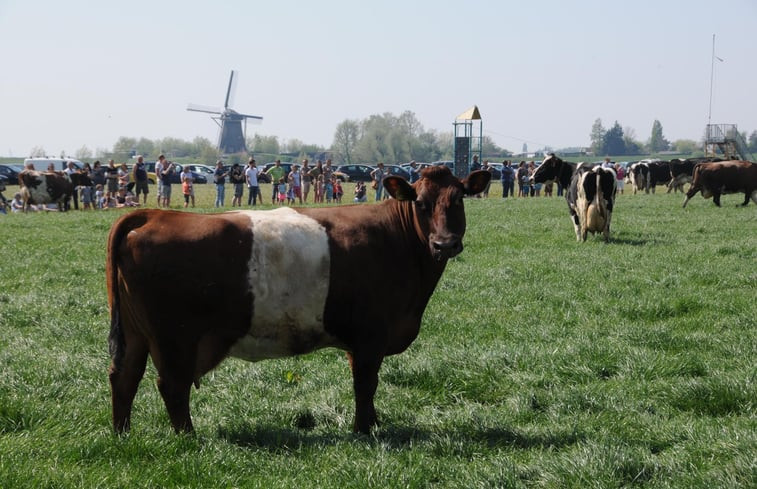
[132,155,149,205]
[289,164,302,205]
[371,162,386,201]
[263,160,286,205]
[230,163,245,207]
[154,155,167,206]
[159,160,175,208]
[213,160,229,207]
[614,163,625,195]
[301,159,311,203]
[245,159,261,206]
[516,161,529,197]
[181,165,195,208]
[106,159,119,200]
[62,161,80,210]
[408,161,420,184]
[500,160,515,199]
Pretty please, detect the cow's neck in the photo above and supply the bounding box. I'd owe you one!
[558,162,574,188]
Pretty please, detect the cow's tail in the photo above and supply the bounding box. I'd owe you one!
[586,171,606,233]
[107,212,145,371]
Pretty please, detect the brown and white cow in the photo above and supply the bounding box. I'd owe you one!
[682,160,757,208]
[531,155,617,241]
[106,166,491,434]
[668,157,722,193]
[18,170,91,211]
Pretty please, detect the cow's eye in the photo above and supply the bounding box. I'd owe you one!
[415,200,428,212]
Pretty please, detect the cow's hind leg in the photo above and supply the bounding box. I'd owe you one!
[109,335,149,433]
[153,345,197,433]
[346,350,384,434]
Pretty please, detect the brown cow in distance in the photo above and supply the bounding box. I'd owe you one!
[106,166,491,434]
[682,160,757,208]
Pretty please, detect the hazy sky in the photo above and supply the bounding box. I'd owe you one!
[1,0,755,157]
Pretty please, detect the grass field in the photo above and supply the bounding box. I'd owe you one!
[0,182,755,488]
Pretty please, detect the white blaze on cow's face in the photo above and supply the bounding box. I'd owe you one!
[228,208,336,361]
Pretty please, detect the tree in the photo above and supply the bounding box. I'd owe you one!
[748,130,757,153]
[648,120,670,152]
[248,134,280,155]
[589,119,605,155]
[113,137,137,157]
[623,126,643,155]
[602,121,626,155]
[332,120,360,164]
[672,139,700,154]
[75,145,93,160]
[29,146,46,157]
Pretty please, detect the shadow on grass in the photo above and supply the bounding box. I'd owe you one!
[609,236,652,246]
[217,420,585,452]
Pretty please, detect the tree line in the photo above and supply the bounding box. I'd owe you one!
[589,118,757,156]
[33,112,757,164]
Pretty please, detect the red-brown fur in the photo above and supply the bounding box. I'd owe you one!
[107,167,491,434]
[683,160,757,207]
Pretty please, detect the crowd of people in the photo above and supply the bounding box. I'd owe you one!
[216,157,374,208]
[2,154,628,214]
[487,156,626,199]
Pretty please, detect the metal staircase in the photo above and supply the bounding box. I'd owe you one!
[705,124,754,161]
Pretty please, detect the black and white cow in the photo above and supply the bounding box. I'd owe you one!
[531,155,617,241]
[18,170,92,211]
[629,162,648,194]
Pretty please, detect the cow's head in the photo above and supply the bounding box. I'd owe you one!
[384,166,491,261]
[531,154,572,187]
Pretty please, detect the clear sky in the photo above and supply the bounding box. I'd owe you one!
[1,0,755,157]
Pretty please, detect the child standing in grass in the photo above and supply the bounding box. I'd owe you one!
[277,177,287,205]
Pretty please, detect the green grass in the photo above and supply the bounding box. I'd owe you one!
[0,183,755,488]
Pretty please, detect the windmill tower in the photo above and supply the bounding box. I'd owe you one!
[187,70,263,155]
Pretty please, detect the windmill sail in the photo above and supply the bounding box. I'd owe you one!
[186,70,263,154]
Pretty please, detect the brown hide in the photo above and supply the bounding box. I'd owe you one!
[683,160,757,207]
[106,167,491,434]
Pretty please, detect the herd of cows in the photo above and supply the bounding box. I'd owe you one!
[531,155,757,242]
[8,155,755,434]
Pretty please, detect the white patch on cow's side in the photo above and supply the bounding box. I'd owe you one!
[228,208,335,361]
[24,174,55,204]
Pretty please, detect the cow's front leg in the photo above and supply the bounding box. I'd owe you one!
[570,213,581,241]
[346,350,384,434]
[713,192,722,207]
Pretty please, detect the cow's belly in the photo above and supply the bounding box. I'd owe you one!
[228,208,339,361]
[24,179,57,204]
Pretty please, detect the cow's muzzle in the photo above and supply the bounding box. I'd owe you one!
[430,237,463,260]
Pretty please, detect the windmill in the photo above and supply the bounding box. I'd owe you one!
[187,70,262,155]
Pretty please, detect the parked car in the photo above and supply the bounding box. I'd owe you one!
[182,164,217,181]
[148,162,207,184]
[485,163,503,180]
[127,162,157,184]
[334,164,375,182]
[23,158,84,172]
[384,164,411,180]
[0,164,24,184]
[431,160,455,172]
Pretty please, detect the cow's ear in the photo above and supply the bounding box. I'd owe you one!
[464,170,492,196]
[383,176,416,201]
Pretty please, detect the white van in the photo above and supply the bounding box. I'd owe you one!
[23,158,85,172]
